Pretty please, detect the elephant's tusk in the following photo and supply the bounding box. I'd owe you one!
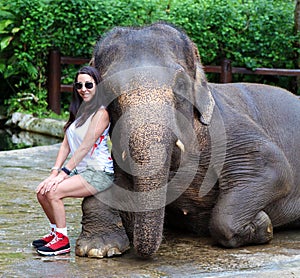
[176,139,185,152]
[122,150,127,161]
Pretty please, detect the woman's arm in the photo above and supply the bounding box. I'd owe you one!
[36,134,70,194]
[51,135,71,172]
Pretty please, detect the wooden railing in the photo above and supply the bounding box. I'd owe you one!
[47,49,300,114]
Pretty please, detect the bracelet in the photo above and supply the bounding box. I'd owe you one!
[50,166,60,172]
[61,166,71,175]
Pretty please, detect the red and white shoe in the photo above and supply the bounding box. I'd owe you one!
[36,232,70,256]
[32,230,55,248]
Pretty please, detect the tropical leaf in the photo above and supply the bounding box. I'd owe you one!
[3,64,17,79]
[25,62,38,79]
[0,19,13,33]
[0,35,13,50]
[0,8,15,19]
[12,27,20,34]
[0,62,5,73]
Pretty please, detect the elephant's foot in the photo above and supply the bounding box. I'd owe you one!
[75,229,130,258]
[213,211,273,248]
[75,195,130,258]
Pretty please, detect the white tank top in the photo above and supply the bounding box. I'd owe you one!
[66,112,114,173]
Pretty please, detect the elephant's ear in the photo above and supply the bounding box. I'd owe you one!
[193,45,215,125]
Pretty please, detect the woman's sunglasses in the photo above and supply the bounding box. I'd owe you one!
[74,81,94,90]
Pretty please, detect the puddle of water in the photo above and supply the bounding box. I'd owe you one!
[0,145,299,278]
[0,129,61,151]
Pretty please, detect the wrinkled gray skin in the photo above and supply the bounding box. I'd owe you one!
[75,22,300,258]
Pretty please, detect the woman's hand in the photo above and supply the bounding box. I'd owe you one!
[36,173,57,194]
[36,172,68,194]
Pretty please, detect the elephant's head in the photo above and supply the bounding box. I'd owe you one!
[92,22,215,257]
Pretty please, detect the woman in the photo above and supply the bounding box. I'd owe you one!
[33,66,114,256]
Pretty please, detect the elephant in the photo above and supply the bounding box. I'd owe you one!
[75,22,300,258]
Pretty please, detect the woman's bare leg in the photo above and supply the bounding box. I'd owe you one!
[37,193,56,224]
[43,175,97,228]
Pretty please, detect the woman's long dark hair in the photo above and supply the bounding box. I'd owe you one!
[64,66,102,132]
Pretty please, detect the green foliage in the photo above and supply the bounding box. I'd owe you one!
[0,0,298,117]
[168,0,298,68]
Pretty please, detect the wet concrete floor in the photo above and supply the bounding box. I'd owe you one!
[0,144,299,277]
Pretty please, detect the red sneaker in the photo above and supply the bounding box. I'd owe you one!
[32,231,55,248]
[36,232,70,256]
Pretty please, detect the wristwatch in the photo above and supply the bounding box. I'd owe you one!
[61,167,71,175]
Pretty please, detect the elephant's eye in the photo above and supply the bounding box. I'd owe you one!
[174,79,189,103]
[174,78,186,93]
[173,70,192,106]
[174,92,186,103]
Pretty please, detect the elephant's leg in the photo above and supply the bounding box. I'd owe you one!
[75,194,130,258]
[209,150,292,248]
[211,194,274,248]
[268,194,300,229]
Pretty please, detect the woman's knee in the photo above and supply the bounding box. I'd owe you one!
[37,192,49,205]
[37,191,45,201]
[37,190,58,202]
[44,189,60,201]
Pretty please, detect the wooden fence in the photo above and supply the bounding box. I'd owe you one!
[48,49,300,114]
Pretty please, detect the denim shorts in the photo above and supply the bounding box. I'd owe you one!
[78,167,114,192]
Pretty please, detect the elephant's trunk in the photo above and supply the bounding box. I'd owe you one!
[109,77,178,257]
[134,209,165,257]
[129,122,174,257]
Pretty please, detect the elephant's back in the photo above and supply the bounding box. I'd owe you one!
[210,82,300,181]
[210,82,300,127]
[211,82,298,110]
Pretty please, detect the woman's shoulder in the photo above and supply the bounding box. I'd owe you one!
[96,105,108,113]
[91,107,110,125]
[93,106,108,116]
